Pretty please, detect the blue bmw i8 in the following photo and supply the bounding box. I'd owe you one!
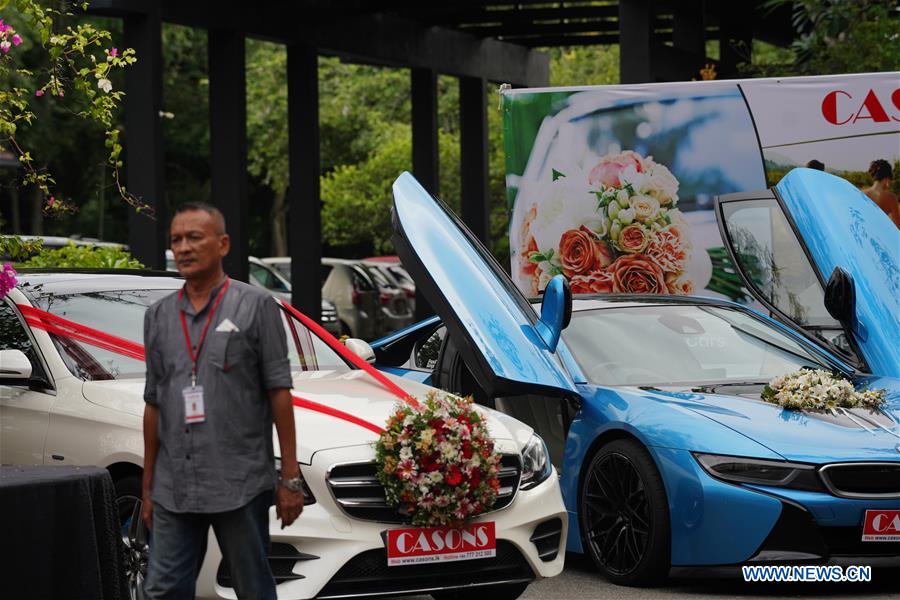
[373,168,900,585]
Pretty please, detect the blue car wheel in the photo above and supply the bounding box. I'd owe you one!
[580,438,670,586]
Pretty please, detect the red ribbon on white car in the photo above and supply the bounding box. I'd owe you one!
[15,301,415,433]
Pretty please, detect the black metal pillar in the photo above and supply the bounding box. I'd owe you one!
[619,0,653,83]
[673,0,705,57]
[673,0,706,76]
[719,5,752,79]
[124,8,166,268]
[411,68,439,320]
[208,29,249,283]
[459,76,490,247]
[411,68,439,195]
[287,44,321,321]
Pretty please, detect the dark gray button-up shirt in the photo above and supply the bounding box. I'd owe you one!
[143,278,293,513]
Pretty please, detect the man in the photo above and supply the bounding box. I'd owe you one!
[142,202,303,599]
[805,159,825,171]
[863,159,900,228]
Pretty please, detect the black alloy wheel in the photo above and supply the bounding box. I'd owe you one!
[579,438,670,586]
[115,476,149,600]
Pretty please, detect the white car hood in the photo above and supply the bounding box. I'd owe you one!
[81,371,532,464]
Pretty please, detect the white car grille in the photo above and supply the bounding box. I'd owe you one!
[326,454,522,523]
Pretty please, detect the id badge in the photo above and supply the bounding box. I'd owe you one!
[183,386,206,424]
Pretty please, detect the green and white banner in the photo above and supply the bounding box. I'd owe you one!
[502,72,899,301]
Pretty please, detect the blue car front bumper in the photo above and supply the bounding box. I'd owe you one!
[653,448,900,567]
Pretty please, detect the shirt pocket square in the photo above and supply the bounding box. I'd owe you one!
[215,318,240,333]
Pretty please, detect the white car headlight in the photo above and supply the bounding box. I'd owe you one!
[520,434,553,490]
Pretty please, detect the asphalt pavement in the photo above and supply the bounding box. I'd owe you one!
[403,554,899,600]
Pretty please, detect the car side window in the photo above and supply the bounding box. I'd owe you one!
[249,263,271,288]
[352,267,374,292]
[721,198,837,328]
[414,327,446,370]
[719,197,851,356]
[0,302,48,383]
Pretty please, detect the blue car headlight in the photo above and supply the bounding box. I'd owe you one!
[520,434,553,490]
[693,453,825,492]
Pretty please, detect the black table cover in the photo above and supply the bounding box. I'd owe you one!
[0,465,126,600]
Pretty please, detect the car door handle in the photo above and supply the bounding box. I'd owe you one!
[51,454,64,461]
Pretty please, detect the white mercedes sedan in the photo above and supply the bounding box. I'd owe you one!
[0,271,567,600]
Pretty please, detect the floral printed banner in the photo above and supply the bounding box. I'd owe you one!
[502,72,899,301]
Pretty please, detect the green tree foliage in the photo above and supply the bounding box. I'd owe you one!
[321,124,461,254]
[0,1,136,260]
[24,241,143,268]
[549,45,619,86]
[743,1,900,76]
[0,1,136,212]
[160,25,210,208]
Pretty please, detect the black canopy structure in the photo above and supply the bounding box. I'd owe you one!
[89,1,791,320]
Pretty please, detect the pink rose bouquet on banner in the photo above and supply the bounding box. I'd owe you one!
[375,391,503,527]
[521,150,695,296]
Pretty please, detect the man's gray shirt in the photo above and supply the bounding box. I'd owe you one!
[143,278,293,513]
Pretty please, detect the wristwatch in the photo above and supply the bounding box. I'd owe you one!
[279,475,304,493]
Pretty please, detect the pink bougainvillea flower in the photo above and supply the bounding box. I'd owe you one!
[47,196,56,207]
[0,263,18,300]
[57,90,64,97]
[35,89,44,97]
[12,33,22,46]
[109,47,118,57]
[0,40,11,54]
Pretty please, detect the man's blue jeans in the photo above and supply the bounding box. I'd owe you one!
[144,491,276,600]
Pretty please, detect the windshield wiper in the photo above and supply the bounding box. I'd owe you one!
[691,381,768,393]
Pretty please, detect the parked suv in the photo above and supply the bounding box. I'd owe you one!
[358,261,413,334]
[321,257,382,340]
[363,257,416,313]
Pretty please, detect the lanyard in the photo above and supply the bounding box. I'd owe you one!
[179,278,230,387]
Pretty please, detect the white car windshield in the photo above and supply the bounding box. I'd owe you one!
[33,289,349,380]
[562,305,829,387]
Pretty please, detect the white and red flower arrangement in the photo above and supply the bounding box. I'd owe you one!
[762,369,886,412]
[375,391,502,527]
[520,150,695,296]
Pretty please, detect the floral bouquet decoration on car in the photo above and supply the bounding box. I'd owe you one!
[521,150,696,296]
[762,369,886,412]
[375,391,503,527]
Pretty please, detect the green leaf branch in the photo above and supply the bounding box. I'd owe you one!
[0,0,147,221]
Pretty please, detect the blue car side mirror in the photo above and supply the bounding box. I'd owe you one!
[536,275,572,352]
[824,266,855,324]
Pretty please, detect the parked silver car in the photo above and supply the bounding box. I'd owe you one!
[358,261,413,333]
[165,251,341,336]
[321,258,382,340]
[363,257,416,313]
[248,257,341,337]
[264,257,406,339]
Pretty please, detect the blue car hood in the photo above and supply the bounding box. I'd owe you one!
[665,378,900,463]
[775,169,900,376]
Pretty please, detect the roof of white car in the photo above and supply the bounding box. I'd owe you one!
[16,270,183,295]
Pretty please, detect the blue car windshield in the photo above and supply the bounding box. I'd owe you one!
[563,305,828,387]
